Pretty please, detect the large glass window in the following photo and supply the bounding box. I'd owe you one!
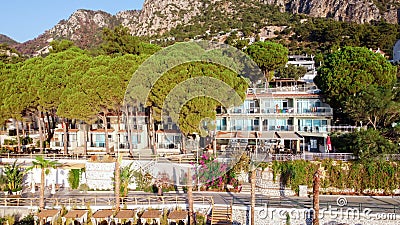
[298,119,328,132]
[297,99,322,113]
[95,134,105,147]
[216,118,227,130]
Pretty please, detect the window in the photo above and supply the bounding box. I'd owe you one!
[132,134,141,144]
[69,133,77,142]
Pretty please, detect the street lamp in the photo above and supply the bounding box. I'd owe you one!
[194,134,200,191]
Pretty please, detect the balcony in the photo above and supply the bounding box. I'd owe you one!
[229,108,261,114]
[247,86,316,94]
[297,107,333,116]
[91,142,105,148]
[298,126,357,133]
[298,126,328,133]
[263,125,295,131]
[52,141,77,148]
[118,143,137,149]
[157,143,180,149]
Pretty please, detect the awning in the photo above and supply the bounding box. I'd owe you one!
[63,210,88,219]
[216,131,303,140]
[257,131,277,139]
[216,131,236,139]
[276,132,303,140]
[216,131,279,140]
[141,210,162,219]
[115,210,136,219]
[37,210,60,218]
[168,211,188,220]
[236,131,257,139]
[92,210,114,219]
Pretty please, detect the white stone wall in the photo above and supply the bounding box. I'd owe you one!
[85,162,115,190]
[25,168,70,188]
[232,206,399,225]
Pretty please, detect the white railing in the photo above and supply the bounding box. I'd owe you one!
[217,125,357,133]
[226,107,333,116]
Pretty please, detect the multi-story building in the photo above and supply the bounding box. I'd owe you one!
[46,55,341,155]
[215,78,333,153]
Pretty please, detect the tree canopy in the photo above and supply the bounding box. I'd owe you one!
[314,46,397,111]
[246,41,288,81]
[331,129,398,160]
[275,64,307,80]
[100,25,161,56]
[344,86,400,129]
[148,62,248,136]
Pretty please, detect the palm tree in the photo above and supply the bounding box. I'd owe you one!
[4,160,25,194]
[29,156,60,209]
[313,166,323,225]
[115,156,121,211]
[119,162,136,197]
[187,168,194,225]
[250,167,256,225]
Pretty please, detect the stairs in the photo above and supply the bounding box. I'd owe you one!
[210,205,232,225]
[240,183,252,194]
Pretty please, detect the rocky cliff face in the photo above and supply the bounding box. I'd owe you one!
[13,0,400,55]
[16,10,117,55]
[263,0,399,24]
[127,0,206,36]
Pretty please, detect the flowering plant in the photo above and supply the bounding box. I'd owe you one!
[194,153,228,190]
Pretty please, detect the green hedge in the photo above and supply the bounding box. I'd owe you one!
[271,159,400,194]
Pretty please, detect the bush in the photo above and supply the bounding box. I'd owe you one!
[15,214,34,225]
[67,169,81,189]
[273,159,400,195]
[332,129,397,160]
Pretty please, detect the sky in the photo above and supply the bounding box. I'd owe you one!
[0,0,145,43]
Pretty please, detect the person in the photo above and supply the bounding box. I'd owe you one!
[157,180,163,201]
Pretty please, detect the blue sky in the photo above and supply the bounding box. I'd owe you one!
[0,0,145,43]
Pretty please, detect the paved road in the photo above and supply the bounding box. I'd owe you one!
[21,190,398,214]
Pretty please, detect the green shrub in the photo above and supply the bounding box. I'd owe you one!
[67,169,81,189]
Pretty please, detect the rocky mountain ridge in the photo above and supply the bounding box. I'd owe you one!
[0,34,19,46]
[263,0,399,24]
[10,0,400,55]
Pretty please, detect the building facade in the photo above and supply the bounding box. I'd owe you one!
[215,79,333,153]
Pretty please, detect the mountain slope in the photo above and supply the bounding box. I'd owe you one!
[269,0,399,24]
[13,0,400,55]
[0,34,19,46]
